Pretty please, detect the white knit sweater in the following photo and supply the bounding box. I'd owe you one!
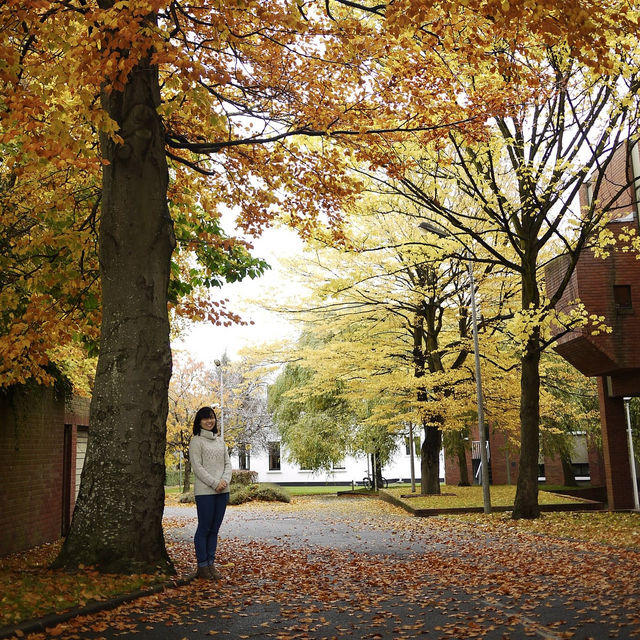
[189,430,232,496]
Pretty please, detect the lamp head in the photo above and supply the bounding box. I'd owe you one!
[418,221,447,238]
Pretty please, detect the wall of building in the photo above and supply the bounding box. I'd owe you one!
[443,424,600,488]
[64,395,90,533]
[0,385,90,557]
[233,432,443,486]
[0,385,66,556]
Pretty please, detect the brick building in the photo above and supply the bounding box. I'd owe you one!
[0,385,90,556]
[545,140,640,509]
[443,425,603,488]
[445,141,640,499]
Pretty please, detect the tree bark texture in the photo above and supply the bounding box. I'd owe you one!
[55,56,175,573]
[412,309,443,495]
[421,425,442,494]
[513,254,542,519]
[456,436,470,486]
[370,453,384,489]
[560,452,578,487]
[182,458,192,494]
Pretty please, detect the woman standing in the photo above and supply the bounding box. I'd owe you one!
[189,406,232,580]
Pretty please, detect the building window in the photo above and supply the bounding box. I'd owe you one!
[405,436,421,456]
[614,284,632,310]
[238,443,250,471]
[268,442,281,471]
[572,462,590,478]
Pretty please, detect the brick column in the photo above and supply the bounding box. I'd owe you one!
[597,377,636,510]
[444,454,461,486]
[587,438,605,486]
[543,454,564,486]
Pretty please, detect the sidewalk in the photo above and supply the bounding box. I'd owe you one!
[2,496,640,639]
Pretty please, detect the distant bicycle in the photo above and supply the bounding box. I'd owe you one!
[363,474,388,490]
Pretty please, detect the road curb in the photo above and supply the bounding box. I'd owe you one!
[0,576,194,639]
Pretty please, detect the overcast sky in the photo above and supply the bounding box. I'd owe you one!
[172,225,304,364]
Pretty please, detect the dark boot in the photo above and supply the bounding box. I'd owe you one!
[196,566,211,579]
[209,565,221,580]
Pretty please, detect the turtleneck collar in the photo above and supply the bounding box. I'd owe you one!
[199,429,218,440]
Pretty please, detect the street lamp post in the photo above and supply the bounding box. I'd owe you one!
[214,359,224,440]
[409,422,417,493]
[623,397,640,511]
[418,221,492,513]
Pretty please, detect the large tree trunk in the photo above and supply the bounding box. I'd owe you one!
[560,451,578,487]
[421,425,442,494]
[182,457,192,494]
[455,434,471,486]
[512,245,543,520]
[370,453,384,490]
[54,51,175,573]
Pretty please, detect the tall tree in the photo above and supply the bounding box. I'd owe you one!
[261,204,519,492]
[366,48,640,517]
[2,0,366,573]
[4,0,636,571]
[268,359,358,473]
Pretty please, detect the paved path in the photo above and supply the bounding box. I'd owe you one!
[18,496,640,639]
[165,495,467,554]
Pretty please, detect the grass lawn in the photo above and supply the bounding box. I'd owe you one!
[384,484,586,510]
[283,482,415,496]
[282,485,347,496]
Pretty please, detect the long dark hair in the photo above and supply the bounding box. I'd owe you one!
[193,406,217,435]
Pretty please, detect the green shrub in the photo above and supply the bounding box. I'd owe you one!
[231,470,259,486]
[229,485,253,505]
[228,483,291,505]
[252,484,291,503]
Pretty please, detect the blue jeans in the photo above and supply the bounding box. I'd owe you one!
[194,493,229,567]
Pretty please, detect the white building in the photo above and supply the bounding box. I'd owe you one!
[229,434,445,486]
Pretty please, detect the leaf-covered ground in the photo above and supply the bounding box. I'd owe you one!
[2,496,639,639]
[450,511,640,549]
[0,542,171,629]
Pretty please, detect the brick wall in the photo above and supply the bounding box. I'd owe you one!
[444,423,604,490]
[444,450,471,486]
[588,437,605,486]
[489,429,518,485]
[597,378,637,509]
[64,395,90,534]
[583,141,638,222]
[0,385,66,556]
[542,454,565,485]
[548,141,640,377]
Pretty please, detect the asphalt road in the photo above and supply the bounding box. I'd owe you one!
[13,496,640,640]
